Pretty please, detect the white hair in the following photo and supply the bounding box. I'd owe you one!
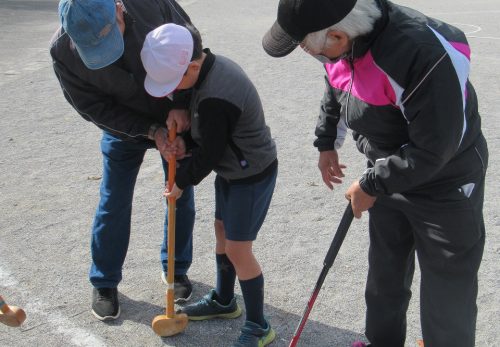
[303,0,382,53]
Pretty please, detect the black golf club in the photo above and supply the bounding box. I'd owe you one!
[289,202,355,347]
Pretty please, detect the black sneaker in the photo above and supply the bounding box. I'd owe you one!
[91,287,120,321]
[162,273,193,303]
[177,289,242,321]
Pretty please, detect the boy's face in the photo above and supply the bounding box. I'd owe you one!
[174,62,200,91]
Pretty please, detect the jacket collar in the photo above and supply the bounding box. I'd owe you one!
[350,0,389,60]
[194,48,215,90]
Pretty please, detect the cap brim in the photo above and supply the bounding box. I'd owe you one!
[262,21,302,58]
[144,73,183,98]
[75,23,124,70]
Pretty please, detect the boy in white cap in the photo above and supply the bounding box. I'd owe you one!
[141,23,278,347]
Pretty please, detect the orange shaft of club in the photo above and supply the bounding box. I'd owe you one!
[166,125,177,318]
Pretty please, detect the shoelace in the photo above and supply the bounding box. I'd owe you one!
[177,295,210,315]
[195,295,211,306]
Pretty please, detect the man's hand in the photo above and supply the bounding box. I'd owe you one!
[154,128,188,161]
[154,127,169,154]
[345,180,377,219]
[167,109,190,132]
[318,150,346,190]
[164,182,183,200]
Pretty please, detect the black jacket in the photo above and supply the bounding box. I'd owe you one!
[315,0,488,195]
[50,0,193,141]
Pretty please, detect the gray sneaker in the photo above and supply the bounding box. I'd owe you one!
[232,319,276,347]
[177,289,242,321]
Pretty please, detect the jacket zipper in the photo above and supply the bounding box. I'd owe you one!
[344,43,355,129]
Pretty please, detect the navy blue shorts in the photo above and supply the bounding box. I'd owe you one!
[214,165,277,241]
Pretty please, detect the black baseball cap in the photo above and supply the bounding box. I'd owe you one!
[262,0,357,57]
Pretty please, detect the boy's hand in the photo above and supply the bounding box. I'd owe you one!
[164,183,183,200]
[167,109,190,132]
[170,137,188,159]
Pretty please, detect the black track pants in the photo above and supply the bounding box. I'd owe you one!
[365,172,486,347]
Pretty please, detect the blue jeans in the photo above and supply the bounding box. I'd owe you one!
[90,132,195,288]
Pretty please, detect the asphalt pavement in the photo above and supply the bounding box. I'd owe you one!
[1,0,498,346]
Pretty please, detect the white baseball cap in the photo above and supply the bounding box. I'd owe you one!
[141,23,194,97]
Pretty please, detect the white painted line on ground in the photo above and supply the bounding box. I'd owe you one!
[1,265,106,347]
[452,23,482,35]
[26,301,107,347]
[450,23,500,40]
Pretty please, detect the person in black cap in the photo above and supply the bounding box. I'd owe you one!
[263,0,488,346]
[50,0,198,321]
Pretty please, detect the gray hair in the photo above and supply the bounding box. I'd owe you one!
[303,0,381,53]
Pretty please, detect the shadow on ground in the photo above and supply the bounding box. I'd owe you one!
[116,281,365,347]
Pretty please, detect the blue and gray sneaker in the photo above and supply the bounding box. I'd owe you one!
[232,319,276,347]
[177,289,242,321]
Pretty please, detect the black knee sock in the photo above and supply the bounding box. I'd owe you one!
[239,273,265,327]
[215,253,236,305]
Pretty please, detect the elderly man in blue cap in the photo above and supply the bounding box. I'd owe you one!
[263,0,488,346]
[50,0,198,321]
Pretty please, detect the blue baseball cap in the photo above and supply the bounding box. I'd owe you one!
[58,0,124,69]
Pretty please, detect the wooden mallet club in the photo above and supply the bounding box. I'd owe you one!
[0,295,26,327]
[151,124,188,336]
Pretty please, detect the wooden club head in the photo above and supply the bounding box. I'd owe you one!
[0,306,26,327]
[151,312,188,337]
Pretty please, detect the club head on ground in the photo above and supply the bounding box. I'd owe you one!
[151,313,188,337]
[0,307,26,327]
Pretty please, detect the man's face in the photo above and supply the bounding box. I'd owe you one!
[301,30,351,63]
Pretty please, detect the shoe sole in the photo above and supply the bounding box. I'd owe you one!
[260,328,276,347]
[92,307,121,321]
[186,304,242,321]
